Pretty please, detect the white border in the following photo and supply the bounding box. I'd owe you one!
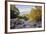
[7,2,44,32]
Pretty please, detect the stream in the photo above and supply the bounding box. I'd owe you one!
[10,18,42,29]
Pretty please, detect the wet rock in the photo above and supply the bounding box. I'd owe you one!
[10,18,42,29]
[33,24,37,27]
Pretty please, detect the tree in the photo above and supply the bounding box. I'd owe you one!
[10,5,20,19]
[30,6,42,22]
[25,6,42,22]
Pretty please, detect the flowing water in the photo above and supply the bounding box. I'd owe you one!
[10,18,42,29]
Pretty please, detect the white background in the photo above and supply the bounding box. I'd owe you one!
[0,0,46,34]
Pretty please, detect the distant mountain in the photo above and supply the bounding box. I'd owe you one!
[19,11,31,16]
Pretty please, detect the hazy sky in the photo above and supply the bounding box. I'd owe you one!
[16,5,33,15]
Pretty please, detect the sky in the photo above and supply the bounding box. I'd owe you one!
[16,5,33,16]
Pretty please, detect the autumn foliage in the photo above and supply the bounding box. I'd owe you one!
[25,6,42,22]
